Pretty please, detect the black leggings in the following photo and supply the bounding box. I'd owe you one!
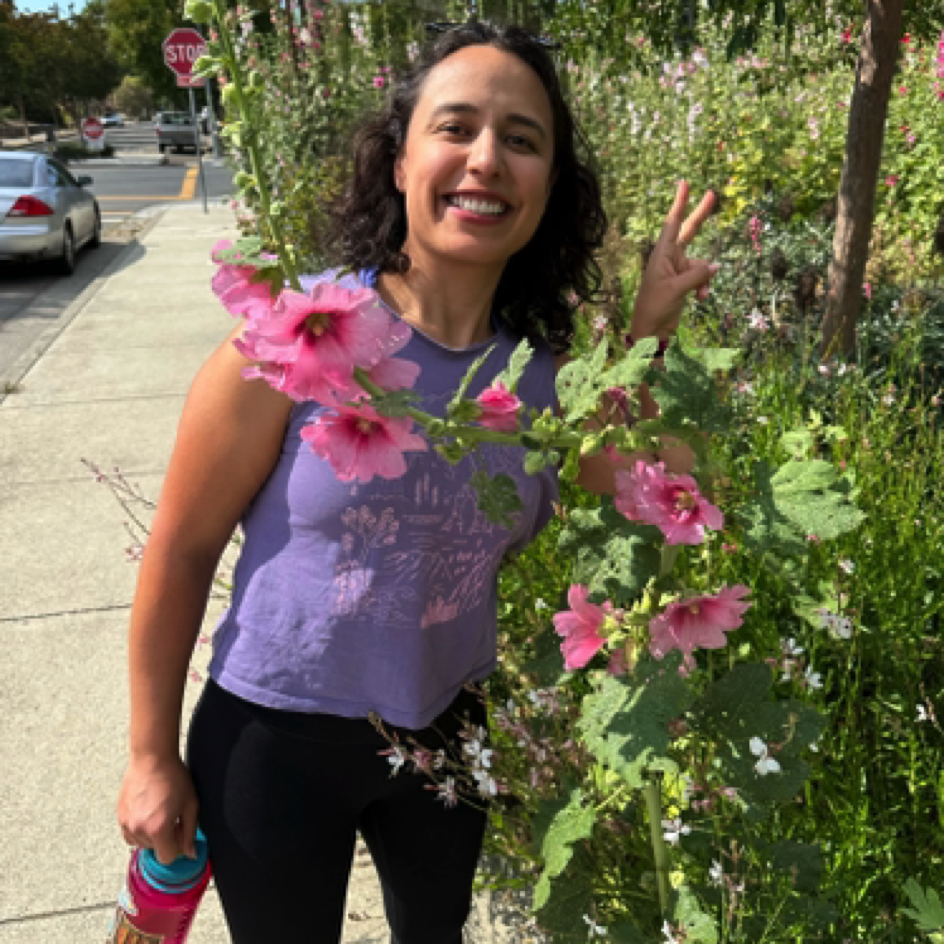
[185,678,489,944]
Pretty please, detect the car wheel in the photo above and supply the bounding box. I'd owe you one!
[55,225,76,276]
[89,210,102,249]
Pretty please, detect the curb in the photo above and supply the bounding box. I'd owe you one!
[0,208,167,408]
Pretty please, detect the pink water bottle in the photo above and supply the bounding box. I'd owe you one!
[106,827,212,943]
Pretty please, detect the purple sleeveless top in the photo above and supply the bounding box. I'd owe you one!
[208,268,560,729]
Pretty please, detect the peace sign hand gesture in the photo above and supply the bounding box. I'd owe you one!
[629,181,719,344]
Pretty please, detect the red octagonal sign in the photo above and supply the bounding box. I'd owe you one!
[163,28,207,77]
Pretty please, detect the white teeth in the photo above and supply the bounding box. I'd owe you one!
[447,196,508,215]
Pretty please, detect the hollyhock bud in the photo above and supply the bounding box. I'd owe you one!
[475,381,522,432]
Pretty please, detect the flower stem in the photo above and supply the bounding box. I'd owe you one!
[659,544,680,578]
[643,776,671,919]
[212,0,300,292]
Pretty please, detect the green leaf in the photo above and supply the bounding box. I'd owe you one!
[494,338,533,394]
[758,840,824,894]
[692,663,825,816]
[531,785,596,910]
[531,845,596,944]
[650,340,737,433]
[902,879,944,932]
[781,428,815,459]
[598,337,659,390]
[555,338,609,423]
[737,459,866,557]
[558,503,661,606]
[521,625,570,688]
[448,344,497,413]
[579,655,694,790]
[470,470,523,530]
[672,886,718,943]
[607,918,654,943]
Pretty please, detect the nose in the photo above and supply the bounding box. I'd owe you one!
[466,127,504,178]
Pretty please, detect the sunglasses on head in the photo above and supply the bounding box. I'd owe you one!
[424,21,561,51]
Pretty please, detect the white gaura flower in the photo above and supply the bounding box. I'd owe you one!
[817,609,852,640]
[916,705,929,722]
[839,559,855,574]
[805,666,823,690]
[473,770,499,796]
[582,914,607,937]
[783,637,804,657]
[662,818,691,845]
[709,859,724,886]
[749,737,781,776]
[662,920,683,943]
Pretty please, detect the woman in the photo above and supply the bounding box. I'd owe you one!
[117,21,716,944]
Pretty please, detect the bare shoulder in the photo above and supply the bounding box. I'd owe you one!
[148,323,295,565]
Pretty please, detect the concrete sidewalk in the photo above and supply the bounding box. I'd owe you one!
[0,204,536,942]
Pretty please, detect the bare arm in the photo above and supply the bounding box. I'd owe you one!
[128,323,294,761]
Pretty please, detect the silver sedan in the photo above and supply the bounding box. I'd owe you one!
[0,150,101,275]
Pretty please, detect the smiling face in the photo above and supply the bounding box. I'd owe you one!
[393,44,558,274]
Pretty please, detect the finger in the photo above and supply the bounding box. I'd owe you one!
[655,180,690,251]
[679,190,716,247]
[179,807,200,860]
[673,259,720,300]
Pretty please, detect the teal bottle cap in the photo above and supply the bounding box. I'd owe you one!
[139,827,209,894]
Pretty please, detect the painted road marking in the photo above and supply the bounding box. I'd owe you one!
[95,167,200,202]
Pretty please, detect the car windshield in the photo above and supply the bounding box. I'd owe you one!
[0,159,35,188]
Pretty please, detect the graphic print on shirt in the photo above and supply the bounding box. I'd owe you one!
[329,389,531,630]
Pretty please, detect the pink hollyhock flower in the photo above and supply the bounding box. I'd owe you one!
[211,239,277,320]
[552,584,610,671]
[324,319,421,403]
[301,402,427,483]
[614,461,723,545]
[234,282,400,404]
[649,585,752,661]
[476,380,522,431]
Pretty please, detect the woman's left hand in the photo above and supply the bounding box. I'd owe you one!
[629,181,718,343]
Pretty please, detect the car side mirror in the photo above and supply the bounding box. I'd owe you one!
[77,175,93,186]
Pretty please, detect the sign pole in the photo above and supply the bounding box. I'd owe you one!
[189,86,208,214]
[206,77,223,159]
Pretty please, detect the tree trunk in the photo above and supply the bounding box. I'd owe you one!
[17,89,30,142]
[820,0,904,360]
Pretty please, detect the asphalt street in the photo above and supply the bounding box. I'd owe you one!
[0,120,235,392]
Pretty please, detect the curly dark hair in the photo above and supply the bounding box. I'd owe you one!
[323,20,608,354]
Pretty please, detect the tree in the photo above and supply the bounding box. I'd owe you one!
[0,4,121,132]
[820,0,904,359]
[112,74,154,118]
[103,0,185,105]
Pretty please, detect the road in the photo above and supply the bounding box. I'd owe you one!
[0,120,235,391]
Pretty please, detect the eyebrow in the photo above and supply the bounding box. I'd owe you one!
[428,102,548,142]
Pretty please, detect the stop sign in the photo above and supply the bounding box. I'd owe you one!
[82,117,104,140]
[162,28,207,77]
